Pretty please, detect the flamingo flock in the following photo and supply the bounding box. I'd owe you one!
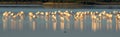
[2,10,120,32]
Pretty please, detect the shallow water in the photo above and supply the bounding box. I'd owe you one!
[0,6,120,37]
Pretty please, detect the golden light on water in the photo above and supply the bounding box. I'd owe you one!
[91,15,97,32]
[2,17,7,31]
[18,19,23,30]
[80,22,84,31]
[32,20,36,31]
[60,21,64,31]
[53,22,57,31]
[74,20,79,30]
[116,14,120,32]
[2,11,120,32]
[11,19,16,30]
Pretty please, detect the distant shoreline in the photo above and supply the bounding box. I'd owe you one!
[0,2,42,4]
[0,2,120,9]
[0,2,120,5]
[0,4,120,9]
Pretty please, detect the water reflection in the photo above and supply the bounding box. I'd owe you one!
[18,19,23,31]
[10,19,16,30]
[2,17,8,31]
[60,21,64,31]
[53,22,57,31]
[2,11,120,32]
[80,16,84,31]
[116,14,120,32]
[91,14,98,32]
[32,20,36,31]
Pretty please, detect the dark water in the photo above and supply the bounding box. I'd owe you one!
[0,6,120,37]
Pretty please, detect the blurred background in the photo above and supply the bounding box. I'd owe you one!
[0,0,120,5]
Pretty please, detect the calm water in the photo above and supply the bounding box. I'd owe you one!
[0,6,120,37]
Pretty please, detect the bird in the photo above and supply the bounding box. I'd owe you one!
[116,14,120,20]
[3,11,9,17]
[35,11,40,15]
[52,15,57,22]
[29,12,37,18]
[2,11,9,20]
[40,12,44,16]
[105,13,112,19]
[29,12,34,17]
[17,11,24,19]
